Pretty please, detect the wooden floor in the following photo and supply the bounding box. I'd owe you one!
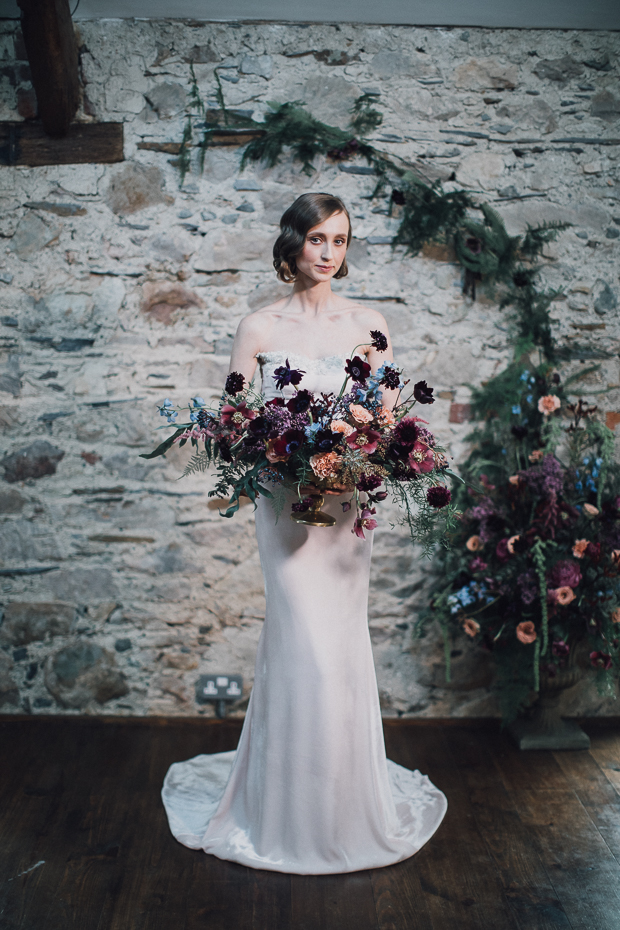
[1,717,619,930]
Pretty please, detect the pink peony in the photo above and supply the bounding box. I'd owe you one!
[538,395,561,416]
[549,559,582,589]
[516,621,537,644]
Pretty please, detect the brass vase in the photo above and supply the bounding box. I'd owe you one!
[507,644,590,750]
[290,494,336,527]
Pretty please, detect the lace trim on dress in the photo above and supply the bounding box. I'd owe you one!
[255,351,348,378]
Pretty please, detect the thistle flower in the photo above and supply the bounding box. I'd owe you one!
[224,372,244,396]
[370,330,388,352]
[427,485,451,508]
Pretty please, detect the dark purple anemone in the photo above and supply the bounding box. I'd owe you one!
[413,380,434,405]
[286,389,312,414]
[345,356,371,384]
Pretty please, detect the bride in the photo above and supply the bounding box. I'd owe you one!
[161,192,447,874]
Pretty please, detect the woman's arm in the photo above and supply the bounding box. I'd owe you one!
[227,313,264,387]
[362,311,400,411]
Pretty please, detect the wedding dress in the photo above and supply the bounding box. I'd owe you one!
[161,351,447,874]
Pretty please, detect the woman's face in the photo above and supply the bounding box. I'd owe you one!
[295,211,349,283]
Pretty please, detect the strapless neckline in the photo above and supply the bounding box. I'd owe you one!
[255,350,348,365]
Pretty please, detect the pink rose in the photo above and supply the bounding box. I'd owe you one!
[538,395,561,416]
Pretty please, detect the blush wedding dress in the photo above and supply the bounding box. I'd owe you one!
[161,351,448,874]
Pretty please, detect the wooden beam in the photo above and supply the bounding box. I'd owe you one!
[17,0,79,138]
[0,121,124,166]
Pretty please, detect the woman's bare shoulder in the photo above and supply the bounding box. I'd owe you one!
[342,300,389,329]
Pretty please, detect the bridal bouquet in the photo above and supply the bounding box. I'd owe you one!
[141,331,455,545]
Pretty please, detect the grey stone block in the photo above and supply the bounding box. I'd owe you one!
[2,441,64,483]
[0,602,76,646]
[44,639,128,708]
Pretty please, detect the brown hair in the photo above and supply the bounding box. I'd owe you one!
[273,192,352,283]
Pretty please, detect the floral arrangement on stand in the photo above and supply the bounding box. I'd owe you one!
[417,361,620,725]
[141,332,455,547]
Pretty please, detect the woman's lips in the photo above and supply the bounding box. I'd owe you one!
[315,264,333,272]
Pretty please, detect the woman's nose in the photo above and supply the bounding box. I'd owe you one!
[321,241,333,259]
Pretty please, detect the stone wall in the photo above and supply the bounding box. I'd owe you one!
[0,19,619,718]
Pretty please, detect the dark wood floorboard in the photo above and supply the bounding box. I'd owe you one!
[1,716,618,930]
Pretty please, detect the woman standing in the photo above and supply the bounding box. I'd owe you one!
[161,193,447,874]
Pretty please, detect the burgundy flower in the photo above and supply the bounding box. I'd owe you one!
[469,556,488,573]
[586,541,602,562]
[427,485,451,508]
[590,651,613,670]
[273,359,305,391]
[496,538,510,563]
[314,429,340,453]
[346,426,381,455]
[282,429,305,454]
[413,380,435,405]
[370,330,388,352]
[549,559,582,589]
[352,507,378,539]
[552,640,570,658]
[408,440,435,475]
[265,397,285,408]
[511,424,528,440]
[391,189,405,206]
[286,389,312,414]
[291,497,313,513]
[248,416,270,438]
[393,417,420,447]
[225,371,245,395]
[220,401,256,428]
[380,366,401,390]
[357,473,383,492]
[345,355,371,384]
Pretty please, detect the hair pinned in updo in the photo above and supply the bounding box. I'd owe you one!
[273,192,352,283]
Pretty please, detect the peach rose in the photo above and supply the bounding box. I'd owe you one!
[554,586,576,606]
[309,452,343,479]
[507,535,520,555]
[466,535,483,552]
[330,419,354,437]
[508,475,521,486]
[529,449,544,463]
[583,503,599,517]
[516,621,537,644]
[463,618,480,637]
[611,608,620,624]
[572,539,589,559]
[538,395,561,416]
[349,404,373,424]
[376,405,396,428]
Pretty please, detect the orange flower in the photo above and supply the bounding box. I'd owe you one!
[554,586,576,606]
[463,618,480,637]
[572,539,589,559]
[349,404,373,424]
[583,503,599,517]
[507,535,520,555]
[508,475,521,486]
[330,419,354,437]
[516,621,537,644]
[375,405,396,428]
[611,608,620,624]
[265,439,289,463]
[538,395,561,416]
[529,449,544,463]
[466,535,483,552]
[309,452,343,479]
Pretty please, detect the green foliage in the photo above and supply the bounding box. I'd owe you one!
[349,93,383,136]
[392,175,472,254]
